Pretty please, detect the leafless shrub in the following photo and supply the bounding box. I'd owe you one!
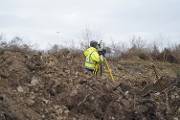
[0,33,8,48]
[130,36,146,49]
[48,44,60,53]
[0,36,33,54]
[119,36,152,60]
[0,33,3,42]
[110,40,129,58]
[0,41,8,48]
[167,44,180,63]
[172,44,180,62]
[161,48,178,63]
[150,42,160,61]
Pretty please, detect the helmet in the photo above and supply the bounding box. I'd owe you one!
[90,41,98,48]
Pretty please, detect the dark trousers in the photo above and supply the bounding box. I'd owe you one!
[84,68,94,75]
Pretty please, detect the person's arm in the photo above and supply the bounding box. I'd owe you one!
[91,52,103,63]
[83,49,89,57]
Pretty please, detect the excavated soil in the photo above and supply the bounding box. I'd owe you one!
[0,48,179,120]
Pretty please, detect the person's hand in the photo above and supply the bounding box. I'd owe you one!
[98,49,106,57]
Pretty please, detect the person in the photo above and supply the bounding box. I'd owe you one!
[83,41,103,75]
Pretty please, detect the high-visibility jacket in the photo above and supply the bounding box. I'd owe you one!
[83,47,102,71]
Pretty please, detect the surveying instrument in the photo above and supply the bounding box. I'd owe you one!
[97,41,115,81]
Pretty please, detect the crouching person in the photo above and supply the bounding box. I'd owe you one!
[83,41,103,75]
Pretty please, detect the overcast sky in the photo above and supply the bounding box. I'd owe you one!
[0,0,180,49]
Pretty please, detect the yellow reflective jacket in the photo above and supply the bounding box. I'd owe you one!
[83,47,102,71]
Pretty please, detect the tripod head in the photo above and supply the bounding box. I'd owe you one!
[97,40,106,56]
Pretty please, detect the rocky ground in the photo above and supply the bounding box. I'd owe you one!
[0,48,179,120]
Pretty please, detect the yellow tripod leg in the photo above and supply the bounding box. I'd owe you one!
[104,58,115,81]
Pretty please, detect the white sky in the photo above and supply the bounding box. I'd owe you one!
[0,0,180,49]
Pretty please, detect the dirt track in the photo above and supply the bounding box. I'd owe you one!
[0,48,179,120]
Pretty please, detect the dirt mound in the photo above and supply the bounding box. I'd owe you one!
[0,48,179,120]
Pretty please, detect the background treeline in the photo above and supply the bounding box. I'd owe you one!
[0,34,180,64]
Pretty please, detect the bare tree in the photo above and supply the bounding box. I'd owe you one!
[49,44,59,53]
[9,36,23,45]
[111,40,128,57]
[0,33,3,41]
[80,27,102,49]
[174,44,180,52]
[0,33,8,48]
[130,35,146,49]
